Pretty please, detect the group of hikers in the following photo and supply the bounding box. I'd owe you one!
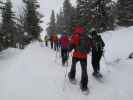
[44,25,105,92]
[44,32,60,51]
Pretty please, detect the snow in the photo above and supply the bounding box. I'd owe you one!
[0,27,133,100]
[102,26,133,62]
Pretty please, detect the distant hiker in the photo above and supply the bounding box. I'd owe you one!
[44,35,49,47]
[50,32,57,49]
[91,30,105,78]
[60,32,69,66]
[68,25,91,92]
[50,33,54,49]
[56,36,60,51]
[52,32,58,51]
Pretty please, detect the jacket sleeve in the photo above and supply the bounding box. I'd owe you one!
[99,36,105,49]
[100,36,105,47]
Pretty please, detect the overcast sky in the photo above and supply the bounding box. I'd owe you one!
[11,0,76,34]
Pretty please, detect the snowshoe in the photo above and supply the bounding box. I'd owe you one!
[82,89,89,95]
[62,60,68,67]
[69,78,77,85]
[68,73,77,85]
[80,85,89,95]
[93,72,103,78]
[92,72,104,82]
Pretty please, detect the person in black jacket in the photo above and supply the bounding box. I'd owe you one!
[91,30,105,78]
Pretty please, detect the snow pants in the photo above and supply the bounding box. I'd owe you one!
[61,48,68,65]
[45,41,48,47]
[51,41,53,49]
[69,57,88,88]
[92,50,103,73]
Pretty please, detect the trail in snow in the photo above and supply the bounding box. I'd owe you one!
[0,41,133,100]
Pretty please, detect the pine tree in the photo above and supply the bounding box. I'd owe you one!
[0,1,5,9]
[63,0,74,32]
[1,0,16,48]
[117,0,133,26]
[46,10,56,36]
[55,1,76,35]
[23,0,43,40]
[69,0,92,34]
[94,0,109,31]
[0,0,5,51]
[56,11,65,34]
[77,0,90,18]
[76,0,115,32]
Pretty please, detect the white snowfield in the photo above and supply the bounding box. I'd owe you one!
[0,27,133,100]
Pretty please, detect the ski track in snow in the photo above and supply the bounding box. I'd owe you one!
[0,40,133,100]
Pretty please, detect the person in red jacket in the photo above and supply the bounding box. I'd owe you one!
[60,32,69,66]
[50,32,58,50]
[68,25,91,92]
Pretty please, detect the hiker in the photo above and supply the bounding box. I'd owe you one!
[56,36,60,51]
[50,32,58,50]
[91,30,105,78]
[60,32,69,66]
[50,33,54,49]
[44,35,49,47]
[52,33,58,51]
[68,25,91,92]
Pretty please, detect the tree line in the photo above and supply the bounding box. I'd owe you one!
[0,0,43,51]
[47,0,133,36]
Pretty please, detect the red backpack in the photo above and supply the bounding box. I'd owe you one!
[70,33,91,53]
[60,35,69,49]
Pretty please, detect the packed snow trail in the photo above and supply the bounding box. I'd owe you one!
[0,40,133,99]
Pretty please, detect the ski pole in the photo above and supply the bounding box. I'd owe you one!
[62,65,68,91]
[54,50,58,62]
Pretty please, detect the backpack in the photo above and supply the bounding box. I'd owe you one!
[93,35,105,51]
[60,35,69,49]
[75,34,91,53]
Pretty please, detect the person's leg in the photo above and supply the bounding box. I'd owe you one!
[97,51,103,74]
[92,50,98,73]
[64,49,68,61]
[68,57,78,80]
[56,43,58,51]
[80,59,88,90]
[46,41,48,47]
[54,43,56,51]
[61,48,65,65]
[51,42,53,49]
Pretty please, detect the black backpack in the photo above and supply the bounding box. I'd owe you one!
[93,35,105,51]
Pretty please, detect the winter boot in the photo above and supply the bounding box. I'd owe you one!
[80,84,89,95]
[68,72,77,84]
[92,72,103,78]
[97,72,103,78]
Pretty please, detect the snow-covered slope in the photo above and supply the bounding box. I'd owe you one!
[103,26,133,62]
[0,27,133,100]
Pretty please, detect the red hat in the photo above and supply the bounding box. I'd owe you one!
[73,25,86,34]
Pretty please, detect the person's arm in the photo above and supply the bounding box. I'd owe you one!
[100,36,105,47]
